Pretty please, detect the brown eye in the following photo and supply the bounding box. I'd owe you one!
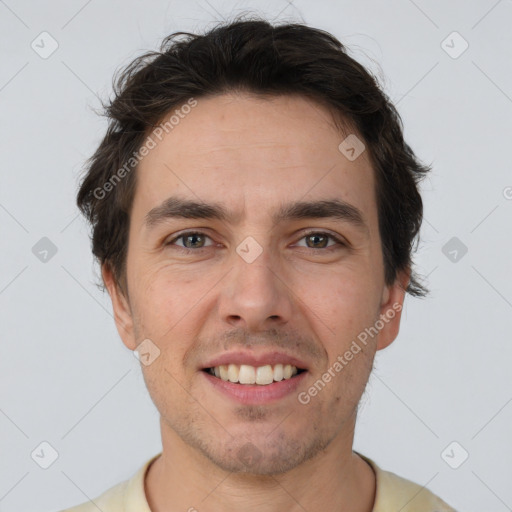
[296,232,344,250]
[305,233,329,248]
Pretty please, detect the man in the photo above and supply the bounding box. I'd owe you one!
[61,17,457,512]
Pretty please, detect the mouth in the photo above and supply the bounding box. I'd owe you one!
[202,364,307,386]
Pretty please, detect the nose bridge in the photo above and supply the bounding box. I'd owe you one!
[218,237,292,329]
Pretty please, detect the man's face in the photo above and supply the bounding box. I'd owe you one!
[105,92,407,475]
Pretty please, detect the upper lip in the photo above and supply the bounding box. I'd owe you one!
[201,351,309,371]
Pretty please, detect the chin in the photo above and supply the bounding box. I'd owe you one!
[196,431,330,476]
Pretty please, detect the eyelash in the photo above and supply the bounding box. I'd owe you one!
[164,231,346,253]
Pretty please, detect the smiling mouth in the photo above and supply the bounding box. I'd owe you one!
[203,364,307,385]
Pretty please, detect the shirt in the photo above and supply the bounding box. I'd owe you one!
[58,451,457,511]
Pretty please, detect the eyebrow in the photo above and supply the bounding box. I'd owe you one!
[144,196,368,233]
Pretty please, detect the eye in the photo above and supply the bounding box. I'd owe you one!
[164,230,346,252]
[295,231,345,250]
[165,231,214,250]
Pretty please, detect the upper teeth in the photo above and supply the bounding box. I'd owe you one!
[209,364,299,385]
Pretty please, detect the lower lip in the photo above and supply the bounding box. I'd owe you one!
[201,370,308,404]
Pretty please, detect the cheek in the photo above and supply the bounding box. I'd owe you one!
[298,267,380,331]
[129,267,211,378]
[298,274,381,383]
[131,265,201,329]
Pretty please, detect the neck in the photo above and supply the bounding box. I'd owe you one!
[145,417,376,512]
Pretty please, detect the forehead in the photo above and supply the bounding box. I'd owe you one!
[133,93,378,231]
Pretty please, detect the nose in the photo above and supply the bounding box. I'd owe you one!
[217,245,294,332]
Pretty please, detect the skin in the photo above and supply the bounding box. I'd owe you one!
[103,92,409,512]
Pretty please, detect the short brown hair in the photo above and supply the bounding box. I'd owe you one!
[77,16,430,297]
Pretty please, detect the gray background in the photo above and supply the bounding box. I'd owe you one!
[1,1,511,511]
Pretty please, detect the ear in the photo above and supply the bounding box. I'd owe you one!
[102,263,137,351]
[375,268,410,351]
